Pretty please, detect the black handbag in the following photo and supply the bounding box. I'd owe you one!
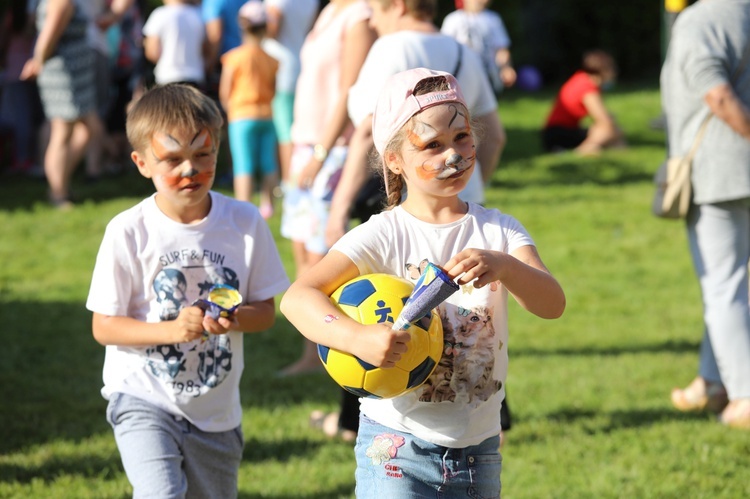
[350,174,386,222]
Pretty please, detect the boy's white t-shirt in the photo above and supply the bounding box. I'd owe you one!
[142,5,206,84]
[347,31,498,205]
[331,203,534,448]
[86,192,290,432]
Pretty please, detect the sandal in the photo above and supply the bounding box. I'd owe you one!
[309,410,356,442]
[671,377,728,414]
[719,399,750,429]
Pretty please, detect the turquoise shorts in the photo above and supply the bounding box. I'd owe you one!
[228,118,278,177]
[271,91,294,144]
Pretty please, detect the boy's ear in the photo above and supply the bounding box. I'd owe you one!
[131,151,152,179]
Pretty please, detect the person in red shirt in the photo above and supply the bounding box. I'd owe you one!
[542,49,627,154]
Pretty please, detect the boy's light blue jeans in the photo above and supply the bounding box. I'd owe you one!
[354,415,502,498]
[106,392,243,499]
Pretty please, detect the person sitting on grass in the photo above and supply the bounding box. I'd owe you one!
[541,49,627,155]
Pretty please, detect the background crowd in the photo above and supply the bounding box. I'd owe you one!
[1,0,748,494]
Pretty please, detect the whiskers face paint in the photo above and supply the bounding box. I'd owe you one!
[406,106,475,181]
[150,130,216,190]
[159,170,215,189]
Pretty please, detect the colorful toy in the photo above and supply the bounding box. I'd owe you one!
[319,270,454,399]
[193,284,242,319]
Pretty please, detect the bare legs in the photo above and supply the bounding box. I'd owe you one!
[277,240,325,376]
[233,171,280,219]
[575,116,627,155]
[44,111,103,207]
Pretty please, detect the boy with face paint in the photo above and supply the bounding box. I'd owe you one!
[86,83,290,497]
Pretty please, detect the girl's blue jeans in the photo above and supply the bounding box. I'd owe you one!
[354,415,502,498]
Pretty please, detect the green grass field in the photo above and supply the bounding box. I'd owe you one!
[1,82,749,498]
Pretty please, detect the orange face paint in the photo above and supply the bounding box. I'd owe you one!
[404,105,475,181]
[150,130,216,190]
[160,170,215,189]
[190,129,213,151]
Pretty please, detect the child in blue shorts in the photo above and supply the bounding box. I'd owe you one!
[220,1,280,218]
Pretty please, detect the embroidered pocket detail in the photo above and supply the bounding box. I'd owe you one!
[365,433,405,465]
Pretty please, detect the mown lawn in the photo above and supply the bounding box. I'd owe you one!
[1,81,749,498]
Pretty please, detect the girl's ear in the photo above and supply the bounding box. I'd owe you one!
[384,151,402,175]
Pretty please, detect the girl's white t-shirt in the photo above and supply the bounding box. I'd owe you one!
[332,203,534,448]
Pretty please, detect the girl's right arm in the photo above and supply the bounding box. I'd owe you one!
[280,251,411,368]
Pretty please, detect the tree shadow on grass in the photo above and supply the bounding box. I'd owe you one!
[242,436,334,464]
[500,127,665,164]
[492,153,655,190]
[0,169,153,212]
[552,406,714,435]
[513,339,698,358]
[0,299,348,456]
[512,406,712,445]
[0,454,125,488]
[0,300,112,454]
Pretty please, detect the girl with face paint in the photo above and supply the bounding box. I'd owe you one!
[280,69,565,497]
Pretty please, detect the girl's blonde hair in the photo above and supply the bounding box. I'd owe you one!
[376,76,478,210]
[126,84,224,154]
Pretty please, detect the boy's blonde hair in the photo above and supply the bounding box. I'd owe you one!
[126,84,224,154]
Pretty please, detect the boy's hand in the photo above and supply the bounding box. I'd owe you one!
[444,249,504,288]
[349,323,412,368]
[168,306,209,343]
[202,313,238,335]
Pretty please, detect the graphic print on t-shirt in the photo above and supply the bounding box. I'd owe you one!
[403,260,503,407]
[146,247,240,399]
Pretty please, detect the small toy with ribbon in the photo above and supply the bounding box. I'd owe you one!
[192,284,243,320]
[392,262,459,331]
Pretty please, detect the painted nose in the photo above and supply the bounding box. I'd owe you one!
[446,153,463,168]
[180,165,199,178]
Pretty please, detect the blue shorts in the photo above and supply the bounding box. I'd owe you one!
[271,91,294,144]
[106,393,244,499]
[228,118,278,178]
[354,415,502,498]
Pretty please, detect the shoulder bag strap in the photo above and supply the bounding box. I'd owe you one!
[452,40,463,77]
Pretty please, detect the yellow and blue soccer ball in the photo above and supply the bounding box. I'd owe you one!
[318,274,444,399]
